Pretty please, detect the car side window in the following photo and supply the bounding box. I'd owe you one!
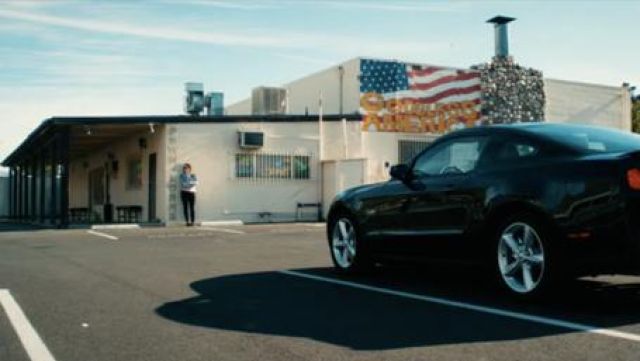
[492,139,540,164]
[412,136,488,177]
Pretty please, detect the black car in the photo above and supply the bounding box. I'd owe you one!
[326,123,640,297]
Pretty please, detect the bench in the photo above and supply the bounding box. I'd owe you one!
[295,202,322,222]
[115,205,143,223]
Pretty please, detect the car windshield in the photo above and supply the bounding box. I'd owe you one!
[528,125,640,154]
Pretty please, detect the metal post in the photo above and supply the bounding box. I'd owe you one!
[50,138,57,225]
[30,159,37,222]
[39,150,46,224]
[12,166,18,219]
[59,127,70,228]
[17,164,22,220]
[8,167,14,219]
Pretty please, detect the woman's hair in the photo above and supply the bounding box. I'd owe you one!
[183,163,192,170]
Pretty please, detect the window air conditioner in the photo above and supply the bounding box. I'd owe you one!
[239,131,264,149]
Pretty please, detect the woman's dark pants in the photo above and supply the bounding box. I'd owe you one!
[181,191,196,224]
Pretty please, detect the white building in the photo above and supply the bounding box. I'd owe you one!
[2,58,633,227]
[227,57,632,131]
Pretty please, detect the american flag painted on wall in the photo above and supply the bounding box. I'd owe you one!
[360,58,481,103]
[359,58,482,133]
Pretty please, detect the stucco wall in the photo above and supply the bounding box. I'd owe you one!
[225,98,251,116]
[225,58,361,116]
[544,78,631,130]
[164,120,365,224]
[68,126,165,222]
[226,58,632,131]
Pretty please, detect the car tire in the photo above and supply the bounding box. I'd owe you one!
[328,214,373,273]
[493,212,559,298]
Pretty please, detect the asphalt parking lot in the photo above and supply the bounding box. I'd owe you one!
[2,223,640,361]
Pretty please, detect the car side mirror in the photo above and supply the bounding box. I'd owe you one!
[389,164,410,181]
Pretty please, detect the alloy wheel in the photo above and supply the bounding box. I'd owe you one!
[497,222,545,294]
[332,218,357,269]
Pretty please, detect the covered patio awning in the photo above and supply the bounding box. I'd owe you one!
[1,116,170,227]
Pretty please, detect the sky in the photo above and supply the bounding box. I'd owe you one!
[0,0,638,168]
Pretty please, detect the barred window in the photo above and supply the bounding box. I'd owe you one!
[235,154,254,178]
[398,140,432,164]
[293,156,310,179]
[235,153,311,180]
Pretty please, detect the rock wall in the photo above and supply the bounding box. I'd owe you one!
[472,56,545,124]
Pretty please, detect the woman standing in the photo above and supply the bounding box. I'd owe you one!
[180,163,198,226]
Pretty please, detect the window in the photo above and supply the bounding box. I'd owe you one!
[127,158,143,189]
[235,153,311,180]
[257,154,291,178]
[398,140,431,164]
[293,156,310,179]
[235,154,254,178]
[529,124,640,154]
[495,141,539,161]
[413,136,488,177]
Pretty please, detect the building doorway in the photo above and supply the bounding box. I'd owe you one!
[88,167,105,221]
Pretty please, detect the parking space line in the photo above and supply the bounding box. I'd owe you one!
[0,289,56,361]
[198,227,245,234]
[279,269,640,343]
[87,230,119,240]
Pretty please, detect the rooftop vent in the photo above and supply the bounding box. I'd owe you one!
[487,15,515,58]
[185,82,205,116]
[251,87,287,115]
[205,92,224,116]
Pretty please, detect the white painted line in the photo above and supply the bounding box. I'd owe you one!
[279,270,640,343]
[200,220,244,226]
[91,224,140,230]
[198,227,245,234]
[87,230,119,240]
[0,289,56,361]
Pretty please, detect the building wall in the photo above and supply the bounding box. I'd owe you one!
[68,126,165,222]
[164,120,365,224]
[226,58,632,131]
[226,58,361,116]
[225,98,251,115]
[544,78,632,130]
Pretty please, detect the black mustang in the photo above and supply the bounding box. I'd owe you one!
[326,123,640,297]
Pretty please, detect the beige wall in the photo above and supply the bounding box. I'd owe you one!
[68,126,165,222]
[164,120,366,224]
[227,57,632,132]
[225,58,361,116]
[544,78,632,130]
[164,119,445,223]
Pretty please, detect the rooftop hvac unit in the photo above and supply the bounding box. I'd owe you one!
[185,82,205,116]
[205,92,224,116]
[238,131,264,149]
[251,87,286,115]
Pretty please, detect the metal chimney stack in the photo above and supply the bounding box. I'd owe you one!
[487,15,515,58]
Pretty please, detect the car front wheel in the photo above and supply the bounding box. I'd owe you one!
[329,215,372,273]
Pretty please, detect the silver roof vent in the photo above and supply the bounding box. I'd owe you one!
[487,15,515,58]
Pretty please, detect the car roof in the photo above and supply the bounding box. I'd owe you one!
[444,122,611,139]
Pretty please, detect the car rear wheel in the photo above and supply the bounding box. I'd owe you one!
[495,214,554,297]
[329,216,372,273]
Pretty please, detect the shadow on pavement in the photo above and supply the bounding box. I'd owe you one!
[155,266,640,350]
